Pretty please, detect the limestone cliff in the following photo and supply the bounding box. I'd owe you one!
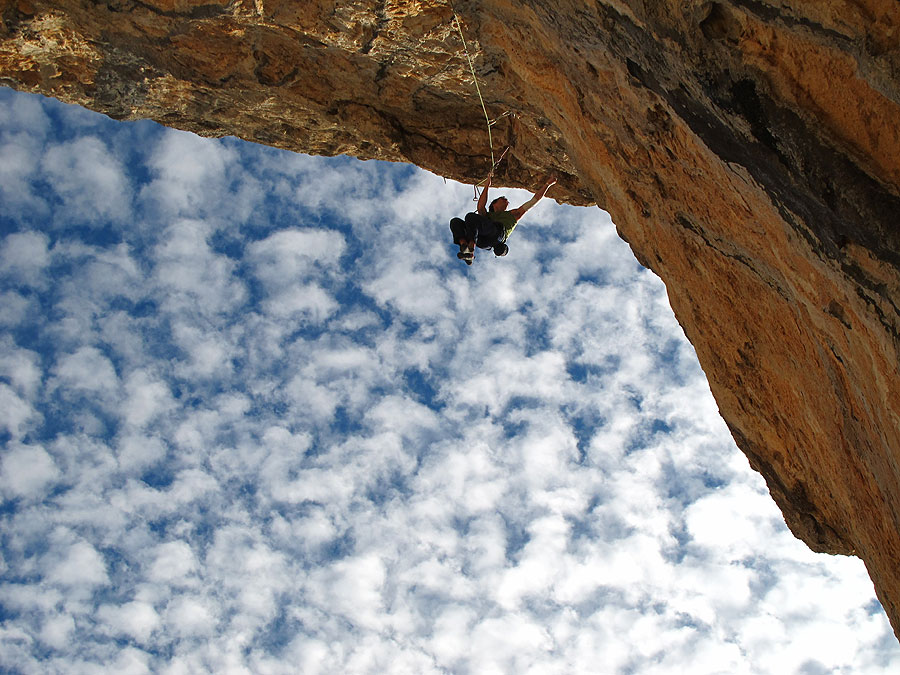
[2,0,899,637]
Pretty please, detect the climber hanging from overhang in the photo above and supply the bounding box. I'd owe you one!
[450,172,556,264]
[445,3,557,264]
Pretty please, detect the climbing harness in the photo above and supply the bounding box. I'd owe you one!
[448,2,511,200]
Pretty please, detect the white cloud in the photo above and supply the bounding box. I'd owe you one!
[107,647,154,675]
[148,540,198,584]
[263,283,339,321]
[97,600,161,644]
[308,553,387,632]
[0,443,59,499]
[0,384,38,440]
[76,242,143,302]
[41,136,132,224]
[163,596,218,638]
[0,93,50,215]
[0,340,42,398]
[468,613,554,674]
[51,345,119,397]
[685,481,780,559]
[0,231,51,287]
[248,228,345,322]
[122,369,176,429]
[249,228,346,282]
[283,374,340,424]
[43,539,109,588]
[0,89,50,134]
[169,321,236,380]
[39,613,75,650]
[445,349,572,416]
[153,218,247,316]
[205,527,292,628]
[116,434,168,473]
[141,129,238,220]
[363,265,450,318]
[149,130,232,187]
[0,135,48,215]
[0,290,32,327]
[166,468,220,505]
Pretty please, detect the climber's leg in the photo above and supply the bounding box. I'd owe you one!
[450,217,467,245]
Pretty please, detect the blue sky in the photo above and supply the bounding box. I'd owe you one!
[1,86,898,674]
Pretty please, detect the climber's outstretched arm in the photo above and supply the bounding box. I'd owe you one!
[511,176,556,219]
[476,173,491,215]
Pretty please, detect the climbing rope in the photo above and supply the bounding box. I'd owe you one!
[448,2,510,199]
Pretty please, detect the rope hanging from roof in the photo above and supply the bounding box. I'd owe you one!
[448,2,510,199]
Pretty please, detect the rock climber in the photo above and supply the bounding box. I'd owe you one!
[450,173,557,264]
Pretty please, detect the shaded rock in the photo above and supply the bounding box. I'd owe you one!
[2,0,900,636]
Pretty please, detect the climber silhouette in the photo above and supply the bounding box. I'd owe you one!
[450,173,557,264]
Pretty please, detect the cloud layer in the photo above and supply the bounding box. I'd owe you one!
[0,88,897,674]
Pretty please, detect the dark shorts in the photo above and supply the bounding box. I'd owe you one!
[450,212,502,248]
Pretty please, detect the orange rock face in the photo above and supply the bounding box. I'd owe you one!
[2,0,899,636]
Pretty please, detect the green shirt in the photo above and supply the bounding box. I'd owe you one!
[486,210,518,242]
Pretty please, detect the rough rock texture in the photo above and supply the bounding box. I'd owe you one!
[2,0,899,636]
